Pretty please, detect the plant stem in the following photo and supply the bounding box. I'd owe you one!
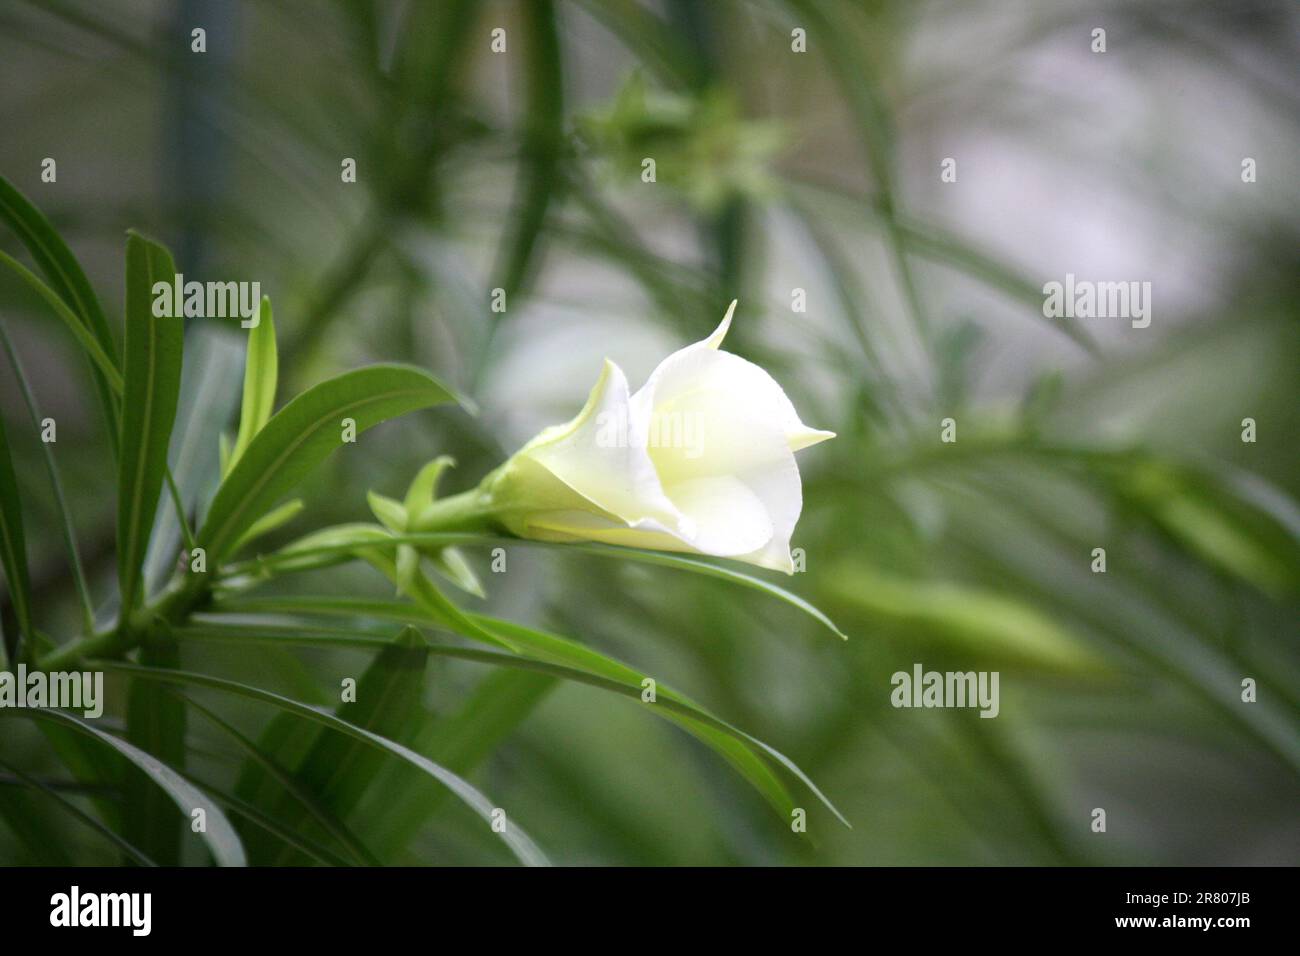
[35,490,501,672]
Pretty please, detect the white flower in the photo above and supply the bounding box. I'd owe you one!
[485,302,834,572]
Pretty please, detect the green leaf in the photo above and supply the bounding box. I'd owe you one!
[0,248,123,394]
[228,296,277,471]
[244,528,849,642]
[0,755,154,866]
[0,174,121,455]
[403,455,455,522]
[204,595,849,829]
[0,176,116,357]
[0,410,34,659]
[228,499,304,556]
[226,522,393,579]
[124,640,188,865]
[187,778,353,868]
[362,669,555,859]
[97,661,550,866]
[824,564,1103,672]
[7,708,246,866]
[117,232,184,621]
[366,490,406,531]
[474,613,843,828]
[0,785,74,864]
[271,626,429,864]
[0,320,96,634]
[197,365,460,562]
[428,546,485,598]
[142,326,246,594]
[185,697,379,866]
[398,462,486,597]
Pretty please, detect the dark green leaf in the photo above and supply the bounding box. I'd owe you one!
[7,708,246,866]
[0,755,154,866]
[117,232,184,621]
[269,626,429,864]
[124,640,187,865]
[0,411,34,660]
[185,697,378,867]
[98,661,550,866]
[0,248,122,393]
[0,174,121,455]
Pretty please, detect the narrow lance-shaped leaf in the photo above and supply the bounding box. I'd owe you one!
[184,609,846,829]
[197,365,462,562]
[0,174,121,455]
[255,546,838,827]
[270,626,430,864]
[0,411,34,662]
[5,708,246,866]
[117,232,184,621]
[243,527,849,641]
[228,499,304,556]
[400,459,484,597]
[185,697,379,867]
[0,249,123,394]
[125,639,188,865]
[0,320,96,634]
[361,668,555,859]
[97,661,550,867]
[228,296,277,473]
[0,755,155,866]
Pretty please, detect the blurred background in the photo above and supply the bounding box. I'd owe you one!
[1,0,1298,864]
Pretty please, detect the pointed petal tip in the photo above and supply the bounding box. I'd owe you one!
[790,427,837,451]
[705,299,738,350]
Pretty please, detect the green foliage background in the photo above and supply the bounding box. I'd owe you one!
[0,0,1297,865]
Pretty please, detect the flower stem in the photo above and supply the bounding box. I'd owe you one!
[408,487,501,535]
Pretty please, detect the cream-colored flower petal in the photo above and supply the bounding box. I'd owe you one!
[702,299,737,350]
[731,454,804,573]
[521,510,689,550]
[518,359,684,532]
[660,474,772,555]
[488,302,833,573]
[632,319,834,455]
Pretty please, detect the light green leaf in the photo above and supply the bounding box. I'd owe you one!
[428,546,485,598]
[403,455,455,522]
[824,564,1103,671]
[228,499,304,556]
[117,231,184,621]
[219,431,233,478]
[197,365,460,562]
[228,296,277,471]
[366,490,406,532]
